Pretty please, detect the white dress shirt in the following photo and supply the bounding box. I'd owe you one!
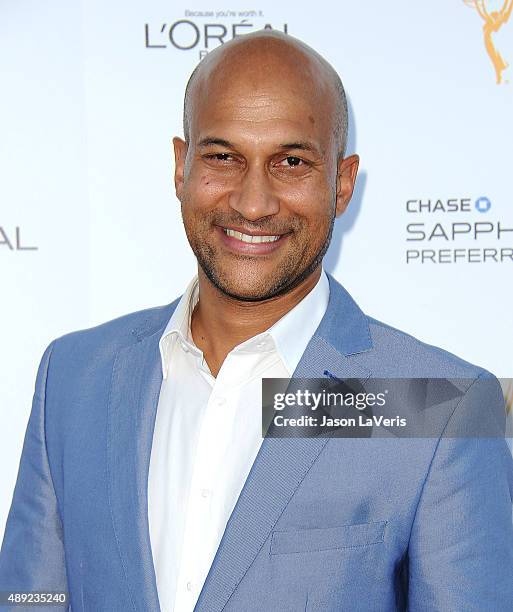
[148,269,330,612]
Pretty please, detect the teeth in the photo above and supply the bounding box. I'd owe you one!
[224,228,281,243]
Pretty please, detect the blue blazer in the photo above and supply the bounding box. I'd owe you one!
[1,274,512,611]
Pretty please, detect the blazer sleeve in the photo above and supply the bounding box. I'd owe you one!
[0,341,70,611]
[407,372,513,611]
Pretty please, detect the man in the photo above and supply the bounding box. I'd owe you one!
[1,30,512,612]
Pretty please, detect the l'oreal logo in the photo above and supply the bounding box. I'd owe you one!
[0,226,38,251]
[144,19,288,59]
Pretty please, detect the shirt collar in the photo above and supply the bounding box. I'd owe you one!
[159,276,199,379]
[266,269,329,374]
[159,269,330,379]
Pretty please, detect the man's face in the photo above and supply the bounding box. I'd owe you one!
[173,55,358,301]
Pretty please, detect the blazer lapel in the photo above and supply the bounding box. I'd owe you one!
[195,274,373,612]
[106,315,173,612]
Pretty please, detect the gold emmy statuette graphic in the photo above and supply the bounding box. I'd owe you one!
[502,379,513,415]
[464,0,513,83]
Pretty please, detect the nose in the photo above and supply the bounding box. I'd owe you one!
[228,164,280,221]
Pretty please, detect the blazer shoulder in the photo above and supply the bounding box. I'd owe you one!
[364,315,491,379]
[50,298,179,360]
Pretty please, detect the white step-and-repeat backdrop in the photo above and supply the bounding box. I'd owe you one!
[1,0,512,537]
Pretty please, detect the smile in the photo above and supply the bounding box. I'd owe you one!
[222,228,281,243]
[217,225,289,255]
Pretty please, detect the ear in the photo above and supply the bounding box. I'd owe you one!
[335,154,359,217]
[172,137,188,198]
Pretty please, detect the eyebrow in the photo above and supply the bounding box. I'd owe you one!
[197,137,234,149]
[278,141,320,155]
[197,137,321,156]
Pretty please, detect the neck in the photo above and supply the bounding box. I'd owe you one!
[190,266,322,377]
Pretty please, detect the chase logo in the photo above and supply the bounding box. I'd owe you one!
[475,196,492,212]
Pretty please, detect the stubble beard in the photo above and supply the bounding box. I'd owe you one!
[182,206,336,303]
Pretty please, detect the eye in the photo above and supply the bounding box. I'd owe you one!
[205,153,233,162]
[277,156,306,168]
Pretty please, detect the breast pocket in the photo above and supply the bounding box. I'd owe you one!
[270,520,387,555]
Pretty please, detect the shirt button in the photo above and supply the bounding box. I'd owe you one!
[215,397,226,406]
[186,581,193,592]
[201,488,210,498]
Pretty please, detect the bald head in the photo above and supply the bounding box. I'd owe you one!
[182,31,348,159]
